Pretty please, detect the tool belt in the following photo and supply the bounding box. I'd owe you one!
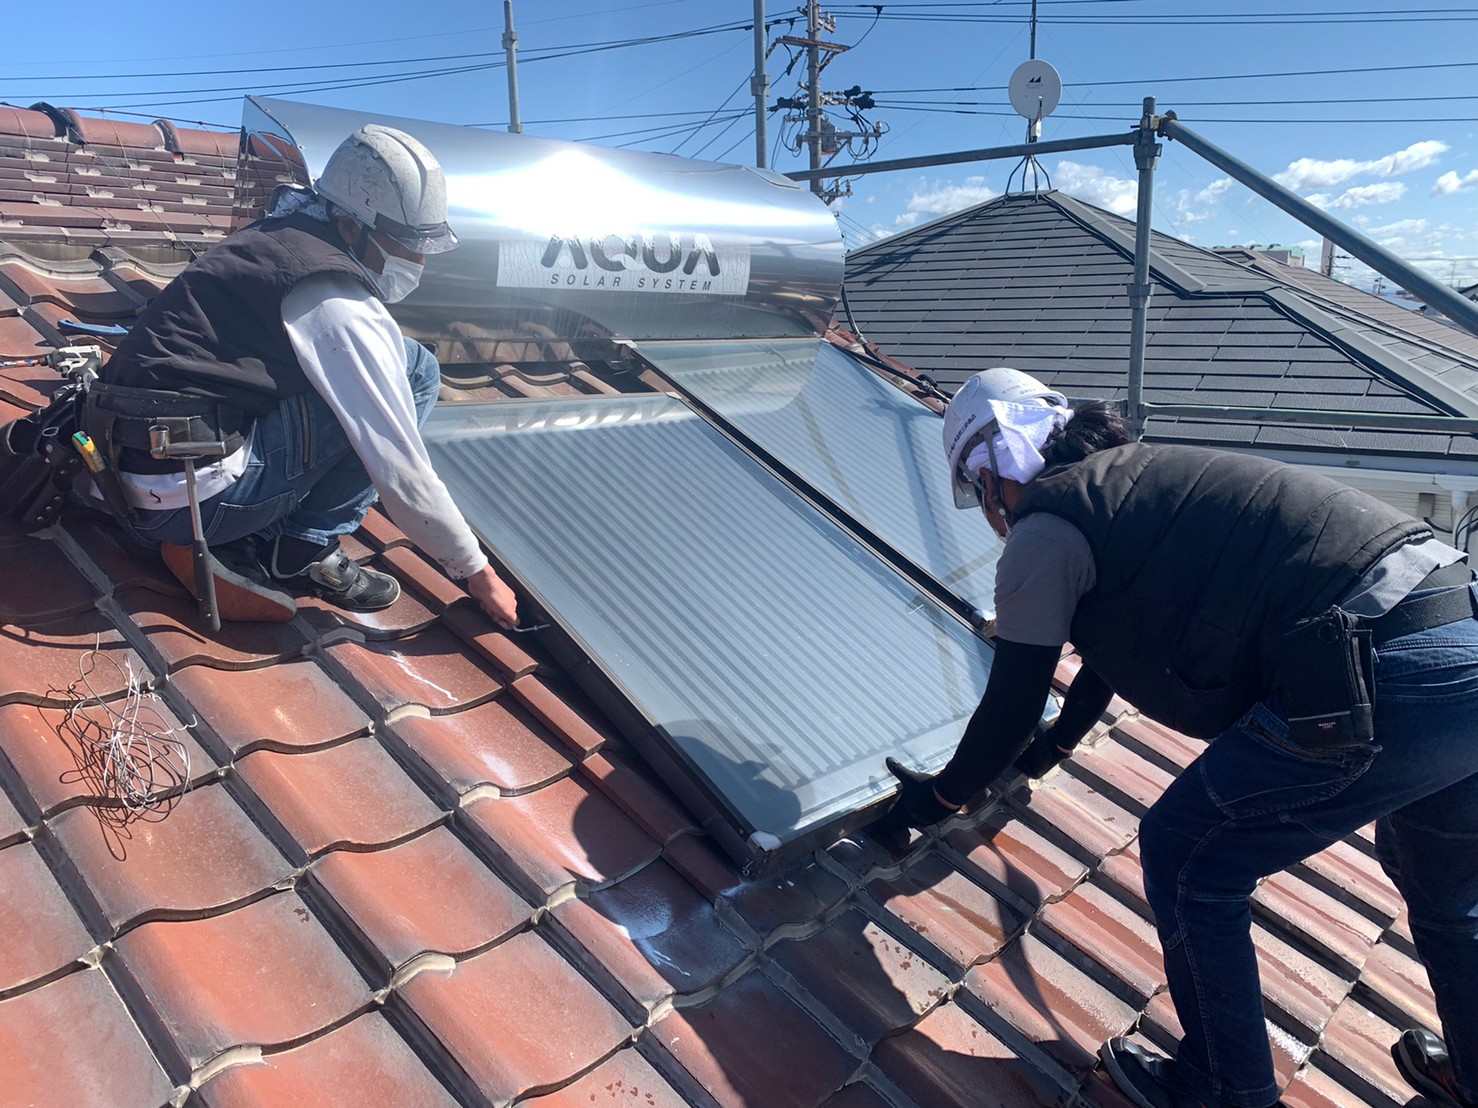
[0,379,247,530]
[1269,561,1477,750]
[0,383,85,531]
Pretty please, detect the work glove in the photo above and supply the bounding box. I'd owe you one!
[867,757,962,846]
[1013,723,1078,779]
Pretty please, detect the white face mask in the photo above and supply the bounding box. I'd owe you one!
[373,254,424,303]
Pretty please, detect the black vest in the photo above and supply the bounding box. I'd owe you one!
[1014,443,1427,739]
[104,213,375,425]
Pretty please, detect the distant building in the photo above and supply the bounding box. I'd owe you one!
[1212,243,1305,267]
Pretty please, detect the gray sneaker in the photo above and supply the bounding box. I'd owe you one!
[269,538,400,611]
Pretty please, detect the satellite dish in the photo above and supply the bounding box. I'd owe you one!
[1008,60,1062,121]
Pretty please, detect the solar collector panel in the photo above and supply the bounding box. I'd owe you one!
[424,395,993,871]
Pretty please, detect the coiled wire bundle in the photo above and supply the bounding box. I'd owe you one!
[58,647,192,823]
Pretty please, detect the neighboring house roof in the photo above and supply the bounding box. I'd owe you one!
[0,108,1440,1108]
[843,191,1478,468]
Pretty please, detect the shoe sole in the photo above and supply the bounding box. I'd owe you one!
[1392,1035,1463,1108]
[161,543,297,623]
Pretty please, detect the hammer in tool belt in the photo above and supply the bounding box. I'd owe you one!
[148,418,227,632]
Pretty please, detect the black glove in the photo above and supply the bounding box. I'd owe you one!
[1013,724,1077,779]
[869,757,960,840]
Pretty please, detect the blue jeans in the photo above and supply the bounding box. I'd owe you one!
[1140,584,1478,1106]
[120,337,440,550]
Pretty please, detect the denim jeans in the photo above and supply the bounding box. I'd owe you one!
[1140,583,1478,1107]
[119,337,440,550]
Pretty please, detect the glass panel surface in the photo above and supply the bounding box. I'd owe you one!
[641,338,1004,618]
[424,396,992,854]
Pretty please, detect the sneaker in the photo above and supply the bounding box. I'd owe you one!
[1393,1029,1477,1108]
[269,537,400,612]
[160,537,297,623]
[1100,1039,1211,1108]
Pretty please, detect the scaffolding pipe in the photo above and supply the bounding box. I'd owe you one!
[1127,98,1159,441]
[1160,116,1478,341]
[785,129,1135,182]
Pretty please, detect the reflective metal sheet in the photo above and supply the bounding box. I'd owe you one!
[641,338,1005,619]
[422,395,993,869]
[237,97,844,345]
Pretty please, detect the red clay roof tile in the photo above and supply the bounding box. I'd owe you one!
[1254,871,1385,976]
[398,929,632,1103]
[234,738,444,858]
[385,697,576,798]
[520,1047,692,1107]
[0,608,145,708]
[441,602,542,680]
[1037,881,1166,1001]
[325,624,503,714]
[1065,740,1177,816]
[61,514,188,596]
[770,907,950,1044]
[946,809,1090,911]
[0,700,213,819]
[1316,996,1414,1104]
[660,832,743,902]
[1251,924,1353,1041]
[197,1011,458,1108]
[462,774,661,898]
[716,855,850,939]
[871,1000,1078,1106]
[510,672,612,757]
[307,826,530,975]
[1010,771,1140,861]
[169,658,370,757]
[116,586,309,672]
[48,782,289,934]
[869,854,1027,972]
[1358,939,1437,1032]
[654,969,857,1108]
[296,575,440,640]
[0,841,94,992]
[0,967,176,1104]
[554,859,749,1010]
[963,932,1139,1076]
[112,890,372,1072]
[582,750,699,845]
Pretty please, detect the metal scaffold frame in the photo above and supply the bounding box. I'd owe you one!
[786,100,1478,441]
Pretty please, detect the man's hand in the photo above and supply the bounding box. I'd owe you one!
[1013,723,1076,778]
[465,564,518,630]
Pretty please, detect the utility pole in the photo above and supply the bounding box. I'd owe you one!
[806,0,822,195]
[752,0,768,168]
[503,1,522,134]
[774,5,877,203]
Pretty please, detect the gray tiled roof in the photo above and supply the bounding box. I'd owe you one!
[843,192,1478,463]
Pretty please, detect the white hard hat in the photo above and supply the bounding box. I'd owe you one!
[942,367,1068,508]
[315,124,459,255]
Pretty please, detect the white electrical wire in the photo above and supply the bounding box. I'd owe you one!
[59,646,192,820]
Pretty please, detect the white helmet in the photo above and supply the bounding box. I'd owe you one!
[315,124,458,255]
[942,367,1068,508]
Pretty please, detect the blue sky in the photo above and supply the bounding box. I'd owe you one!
[5,0,1476,289]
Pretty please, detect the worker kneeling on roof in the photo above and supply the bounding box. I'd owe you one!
[875,368,1478,1108]
[90,125,518,628]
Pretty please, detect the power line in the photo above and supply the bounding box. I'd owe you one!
[872,58,1478,94]
[873,102,1478,124]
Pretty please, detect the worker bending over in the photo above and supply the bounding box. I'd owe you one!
[91,125,517,628]
[878,368,1478,1108]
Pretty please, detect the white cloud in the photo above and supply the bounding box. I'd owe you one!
[1306,182,1406,210]
[1274,140,1449,190]
[1051,161,1138,216]
[1366,217,1429,237]
[1195,177,1233,204]
[897,175,998,226]
[1433,168,1478,195]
